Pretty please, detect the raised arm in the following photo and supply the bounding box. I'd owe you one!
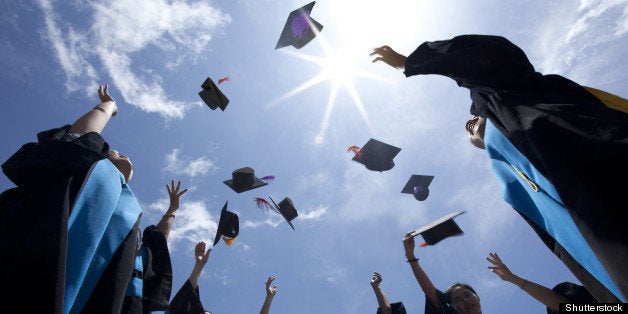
[156,179,188,240]
[403,232,440,310]
[487,252,569,311]
[188,241,211,289]
[260,276,277,314]
[370,272,392,314]
[69,84,118,135]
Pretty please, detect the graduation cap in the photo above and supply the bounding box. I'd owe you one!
[223,167,268,193]
[213,202,239,247]
[377,302,407,314]
[269,196,298,230]
[351,139,401,172]
[401,175,435,201]
[275,1,323,49]
[199,77,229,111]
[410,211,465,247]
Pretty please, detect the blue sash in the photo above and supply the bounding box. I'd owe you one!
[64,159,143,313]
[484,120,622,301]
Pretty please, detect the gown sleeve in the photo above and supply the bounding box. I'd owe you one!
[403,34,541,116]
[424,290,458,314]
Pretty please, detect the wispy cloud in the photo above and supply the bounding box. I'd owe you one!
[164,148,218,177]
[37,0,231,119]
[147,198,217,251]
[534,0,628,79]
[298,205,327,221]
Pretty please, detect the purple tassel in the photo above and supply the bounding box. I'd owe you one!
[261,175,275,182]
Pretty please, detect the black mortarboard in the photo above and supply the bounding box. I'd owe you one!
[275,1,323,49]
[377,302,407,314]
[401,175,435,201]
[223,167,268,193]
[410,211,465,246]
[213,202,239,247]
[199,77,229,111]
[352,139,401,172]
[269,196,298,230]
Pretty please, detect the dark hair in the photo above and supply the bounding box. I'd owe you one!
[444,282,479,302]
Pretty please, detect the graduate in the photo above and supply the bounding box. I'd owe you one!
[0,85,142,313]
[371,34,628,301]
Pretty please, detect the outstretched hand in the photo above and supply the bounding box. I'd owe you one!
[370,272,383,288]
[98,84,117,116]
[166,179,188,213]
[194,241,211,267]
[370,45,407,70]
[265,276,278,297]
[487,252,515,282]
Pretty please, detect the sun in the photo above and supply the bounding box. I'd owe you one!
[270,33,389,145]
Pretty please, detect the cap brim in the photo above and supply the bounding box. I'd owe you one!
[223,177,268,193]
[401,175,434,194]
[269,196,296,230]
[213,202,228,246]
[275,1,322,49]
[409,210,465,238]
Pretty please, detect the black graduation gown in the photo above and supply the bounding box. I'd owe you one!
[0,125,141,314]
[404,34,628,298]
[142,225,174,313]
[168,280,208,314]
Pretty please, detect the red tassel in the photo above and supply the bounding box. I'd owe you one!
[347,145,362,159]
[255,197,273,211]
[419,242,428,247]
[218,77,230,84]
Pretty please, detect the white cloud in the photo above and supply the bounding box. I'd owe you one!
[146,198,217,251]
[298,205,327,221]
[37,0,231,119]
[164,148,218,177]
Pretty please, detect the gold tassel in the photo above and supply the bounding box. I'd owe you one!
[223,237,236,247]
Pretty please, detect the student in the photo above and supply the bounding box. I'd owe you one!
[0,85,143,313]
[371,35,627,301]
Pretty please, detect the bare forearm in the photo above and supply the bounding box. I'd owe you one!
[69,101,117,134]
[260,295,274,314]
[407,259,439,309]
[508,275,569,310]
[155,209,176,240]
[371,286,392,314]
[188,262,205,289]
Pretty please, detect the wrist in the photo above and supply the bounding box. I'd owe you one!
[162,213,175,219]
[406,257,419,263]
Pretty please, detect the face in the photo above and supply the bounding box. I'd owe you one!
[108,150,134,183]
[449,286,482,314]
[465,115,487,149]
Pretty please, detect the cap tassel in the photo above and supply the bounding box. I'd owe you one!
[347,145,362,159]
[223,237,236,247]
[419,242,428,247]
[218,76,230,84]
[261,175,275,182]
[255,197,273,211]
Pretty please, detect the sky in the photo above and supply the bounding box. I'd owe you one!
[0,0,626,313]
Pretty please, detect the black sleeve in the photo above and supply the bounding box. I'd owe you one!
[425,290,458,314]
[168,280,206,314]
[404,34,538,90]
[141,226,173,312]
[546,282,598,314]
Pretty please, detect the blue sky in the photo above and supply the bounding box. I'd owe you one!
[1,0,626,313]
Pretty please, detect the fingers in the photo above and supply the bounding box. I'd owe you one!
[178,188,189,197]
